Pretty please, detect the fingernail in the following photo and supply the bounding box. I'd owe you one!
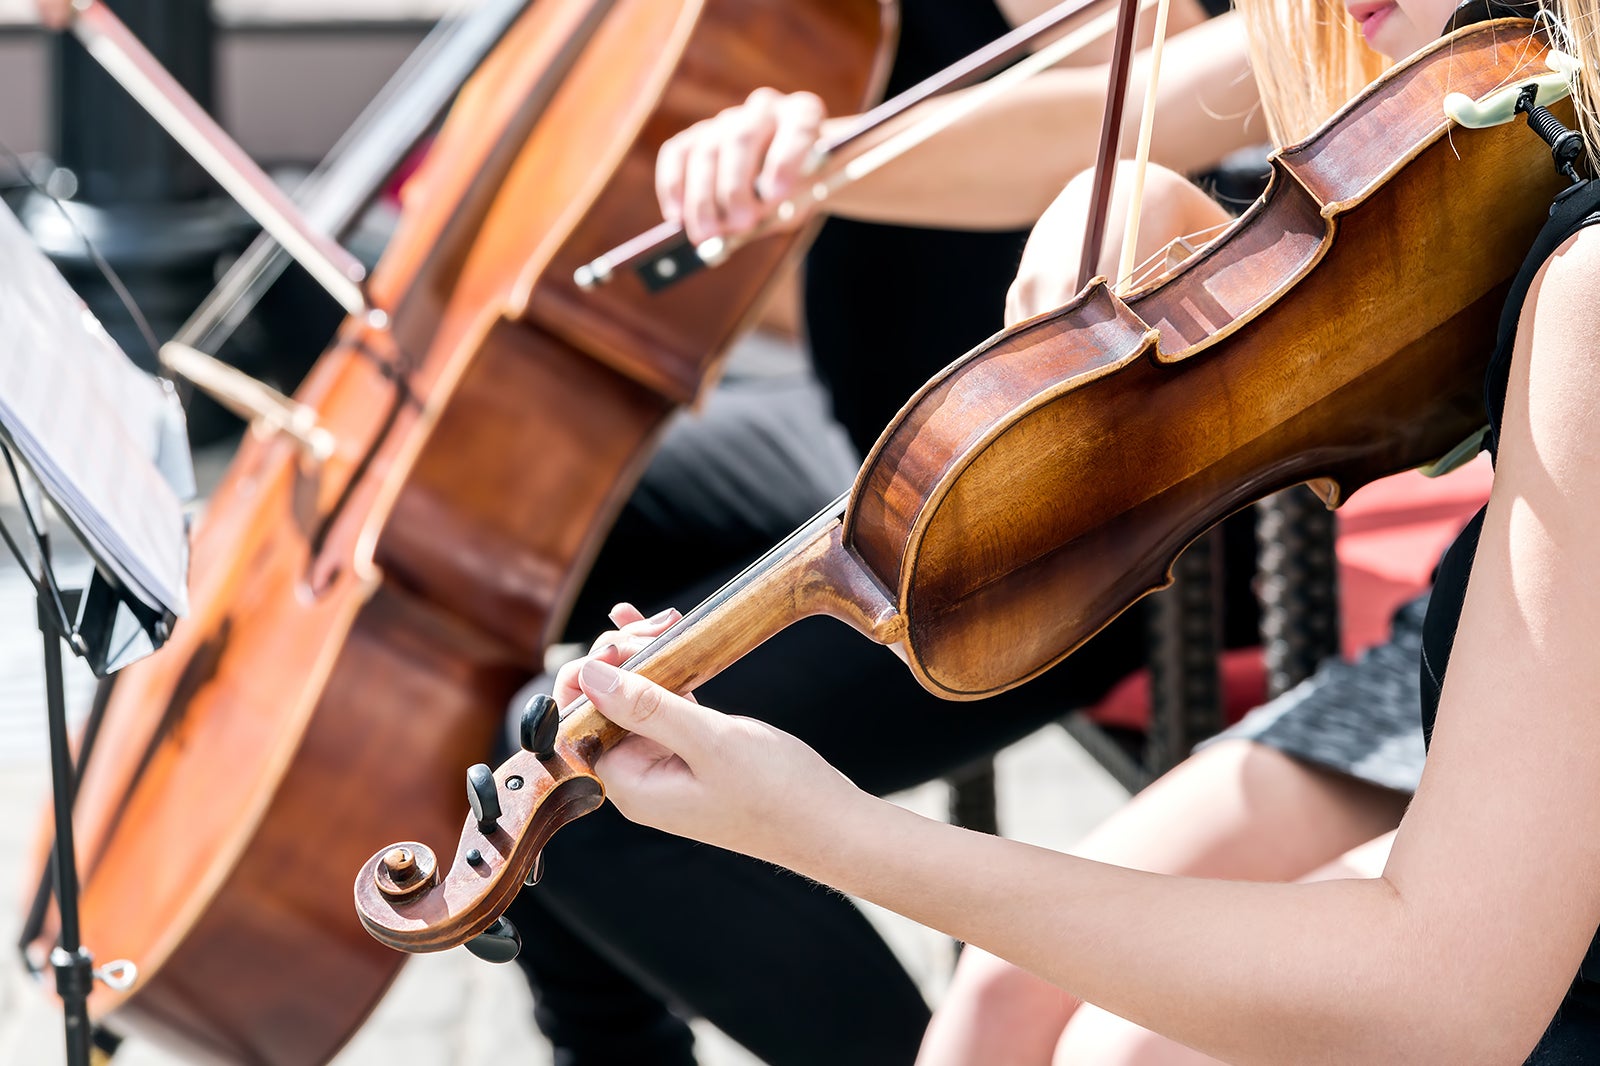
[648,608,679,625]
[581,658,621,694]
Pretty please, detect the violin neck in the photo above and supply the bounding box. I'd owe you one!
[558,495,906,753]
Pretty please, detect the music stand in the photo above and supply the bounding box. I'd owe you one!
[0,199,191,1066]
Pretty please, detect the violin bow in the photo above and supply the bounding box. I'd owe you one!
[803,0,1160,224]
[1074,0,1148,290]
[1112,0,1179,292]
[577,0,1129,290]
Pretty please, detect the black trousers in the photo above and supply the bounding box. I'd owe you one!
[502,358,1153,1065]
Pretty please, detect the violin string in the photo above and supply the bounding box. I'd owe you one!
[556,492,853,721]
[1117,217,1233,290]
[0,136,164,373]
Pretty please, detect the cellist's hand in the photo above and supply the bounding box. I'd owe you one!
[656,88,833,245]
[575,654,863,864]
[36,0,76,29]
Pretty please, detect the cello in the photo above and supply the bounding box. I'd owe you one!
[354,14,1574,954]
[23,1,891,1062]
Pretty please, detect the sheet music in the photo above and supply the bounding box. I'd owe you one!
[0,202,189,617]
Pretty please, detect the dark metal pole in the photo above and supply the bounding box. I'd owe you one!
[56,0,215,205]
[39,577,92,1066]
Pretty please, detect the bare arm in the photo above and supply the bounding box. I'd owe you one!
[659,10,1260,240]
[574,228,1600,1064]
[823,12,1260,229]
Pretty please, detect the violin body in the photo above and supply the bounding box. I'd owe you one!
[25,1,891,1061]
[353,17,1568,957]
[851,16,1566,698]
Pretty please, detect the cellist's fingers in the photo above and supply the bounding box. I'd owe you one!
[715,90,783,234]
[36,0,74,29]
[755,91,826,206]
[656,131,692,224]
[681,131,723,245]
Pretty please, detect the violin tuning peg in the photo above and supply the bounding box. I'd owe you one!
[463,916,521,964]
[519,693,559,760]
[466,763,500,832]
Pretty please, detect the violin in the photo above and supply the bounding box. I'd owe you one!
[355,16,1570,956]
[23,1,890,1061]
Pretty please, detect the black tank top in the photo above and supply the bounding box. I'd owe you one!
[1420,176,1600,991]
[803,0,1025,457]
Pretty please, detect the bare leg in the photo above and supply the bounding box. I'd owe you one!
[916,743,1408,1065]
[1052,833,1398,1065]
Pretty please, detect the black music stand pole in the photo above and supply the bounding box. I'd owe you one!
[0,458,146,1066]
[36,544,91,1066]
[0,196,187,1066]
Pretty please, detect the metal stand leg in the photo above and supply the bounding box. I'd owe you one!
[39,597,92,1066]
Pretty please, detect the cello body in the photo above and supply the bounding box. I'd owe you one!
[24,1,892,1061]
[352,17,1573,958]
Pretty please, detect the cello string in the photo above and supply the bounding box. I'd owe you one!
[71,1,371,318]
[176,0,528,358]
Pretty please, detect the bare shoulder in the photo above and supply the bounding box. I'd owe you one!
[1509,223,1600,475]
[1532,221,1600,310]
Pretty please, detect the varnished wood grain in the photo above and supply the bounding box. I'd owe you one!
[852,21,1563,698]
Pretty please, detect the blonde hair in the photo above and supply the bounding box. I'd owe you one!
[1235,0,1392,144]
[1548,0,1600,163]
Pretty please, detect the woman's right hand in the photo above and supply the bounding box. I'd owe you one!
[656,88,831,246]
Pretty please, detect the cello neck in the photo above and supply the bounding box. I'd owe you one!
[557,494,906,757]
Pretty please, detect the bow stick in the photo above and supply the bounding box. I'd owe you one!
[1074,0,1148,290]
[1112,0,1178,292]
[68,0,372,319]
[689,0,1165,274]
[577,0,1128,290]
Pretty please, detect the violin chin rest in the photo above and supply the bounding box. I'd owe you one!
[1444,64,1572,129]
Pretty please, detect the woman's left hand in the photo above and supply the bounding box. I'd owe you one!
[574,655,863,865]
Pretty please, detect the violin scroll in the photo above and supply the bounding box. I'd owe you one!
[353,737,605,954]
